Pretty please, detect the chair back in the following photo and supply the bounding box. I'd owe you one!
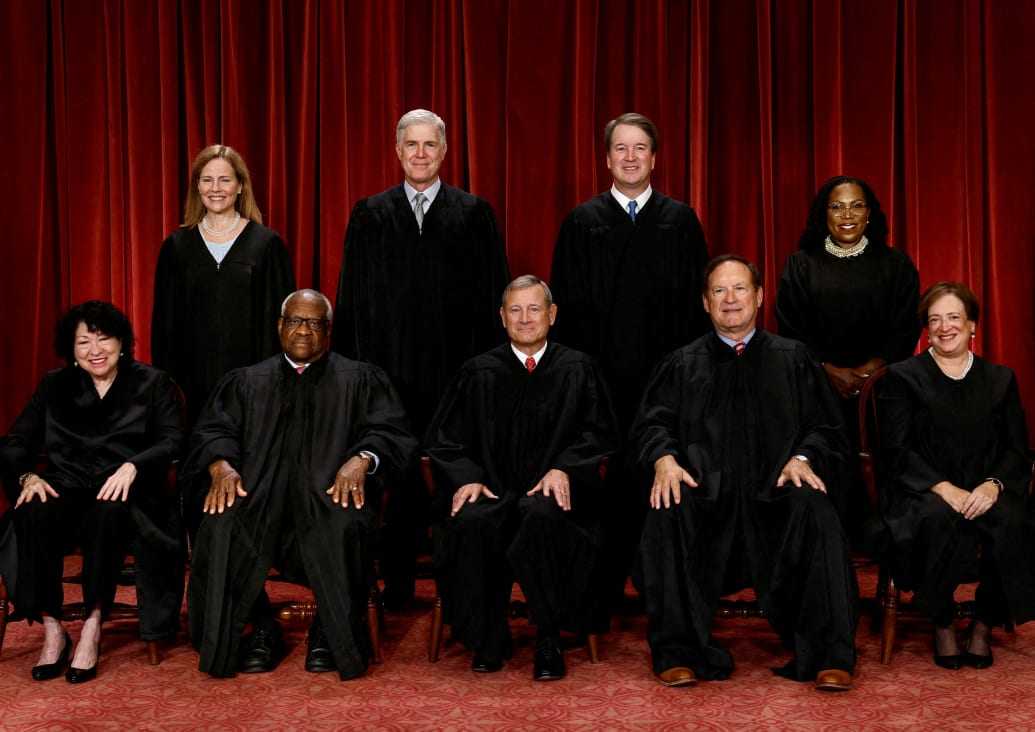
[857,365,889,513]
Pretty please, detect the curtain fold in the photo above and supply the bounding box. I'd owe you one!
[1,0,1033,438]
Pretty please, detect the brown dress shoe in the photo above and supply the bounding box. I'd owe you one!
[815,668,853,691]
[657,666,697,687]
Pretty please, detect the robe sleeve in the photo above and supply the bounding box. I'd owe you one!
[0,380,47,500]
[547,363,621,486]
[629,352,690,471]
[331,203,367,359]
[345,365,419,479]
[151,234,182,372]
[469,201,510,356]
[878,367,950,495]
[788,353,850,480]
[874,252,921,363]
[424,366,490,492]
[257,231,296,359]
[988,370,1031,497]
[775,253,822,361]
[181,370,248,502]
[125,371,185,475]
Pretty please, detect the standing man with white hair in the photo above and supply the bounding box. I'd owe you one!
[333,109,511,607]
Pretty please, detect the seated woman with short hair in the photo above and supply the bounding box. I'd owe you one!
[878,282,1035,669]
[0,301,184,683]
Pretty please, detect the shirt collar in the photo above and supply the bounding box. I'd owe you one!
[716,328,756,350]
[511,342,548,367]
[610,184,653,213]
[404,178,442,207]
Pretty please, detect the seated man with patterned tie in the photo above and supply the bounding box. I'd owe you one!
[183,289,417,680]
[631,255,859,691]
[426,275,621,681]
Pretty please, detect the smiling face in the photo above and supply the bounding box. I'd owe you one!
[702,261,763,341]
[73,321,122,383]
[396,123,446,190]
[197,158,243,216]
[606,124,656,197]
[500,284,557,356]
[825,182,869,248]
[926,293,975,359]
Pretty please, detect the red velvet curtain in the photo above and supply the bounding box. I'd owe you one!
[2,0,1033,438]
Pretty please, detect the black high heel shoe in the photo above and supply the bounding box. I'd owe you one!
[32,631,72,681]
[963,620,993,669]
[932,625,962,670]
[66,643,100,684]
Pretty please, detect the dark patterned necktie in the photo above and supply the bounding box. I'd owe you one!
[628,200,638,222]
[734,341,745,356]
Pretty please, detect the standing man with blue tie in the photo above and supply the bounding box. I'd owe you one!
[550,113,710,608]
[333,109,511,608]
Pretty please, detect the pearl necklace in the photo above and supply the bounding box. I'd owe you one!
[824,234,868,258]
[201,212,241,237]
[929,348,974,381]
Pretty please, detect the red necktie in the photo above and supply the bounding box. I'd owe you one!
[296,365,306,374]
[525,357,536,373]
[734,341,745,356]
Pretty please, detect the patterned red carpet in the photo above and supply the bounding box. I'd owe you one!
[2,563,1034,731]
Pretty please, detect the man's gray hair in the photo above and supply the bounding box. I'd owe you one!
[281,289,334,320]
[501,274,553,307]
[396,109,447,146]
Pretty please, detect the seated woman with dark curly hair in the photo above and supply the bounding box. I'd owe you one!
[878,282,1035,670]
[0,301,184,683]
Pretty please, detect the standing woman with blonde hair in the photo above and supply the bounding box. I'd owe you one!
[152,145,295,427]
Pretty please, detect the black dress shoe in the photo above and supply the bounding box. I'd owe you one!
[963,621,993,668]
[471,655,503,673]
[932,626,962,670]
[239,621,285,674]
[32,632,72,681]
[65,643,100,684]
[305,616,336,673]
[533,637,566,681]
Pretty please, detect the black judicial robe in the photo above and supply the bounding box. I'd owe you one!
[333,183,510,436]
[877,352,1035,623]
[0,362,185,639]
[183,353,417,680]
[775,245,920,370]
[631,330,858,680]
[550,191,710,427]
[426,342,621,650]
[152,222,295,425]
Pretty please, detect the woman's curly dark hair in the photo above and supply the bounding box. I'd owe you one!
[797,175,890,251]
[54,300,136,366]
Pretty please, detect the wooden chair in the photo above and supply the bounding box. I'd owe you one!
[0,379,187,665]
[423,456,602,664]
[268,585,384,665]
[857,366,1020,664]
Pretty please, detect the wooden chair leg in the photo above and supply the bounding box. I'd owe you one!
[367,592,382,664]
[428,595,444,663]
[0,578,9,655]
[880,575,900,665]
[586,633,599,664]
[147,640,160,665]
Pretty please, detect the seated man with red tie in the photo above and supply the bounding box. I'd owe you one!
[631,255,859,691]
[426,275,621,681]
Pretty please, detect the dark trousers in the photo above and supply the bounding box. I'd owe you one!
[434,491,601,664]
[14,487,132,621]
[635,487,859,681]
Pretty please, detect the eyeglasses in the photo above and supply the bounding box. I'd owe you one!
[827,201,868,214]
[281,315,329,332]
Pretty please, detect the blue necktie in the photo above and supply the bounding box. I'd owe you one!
[628,200,638,222]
